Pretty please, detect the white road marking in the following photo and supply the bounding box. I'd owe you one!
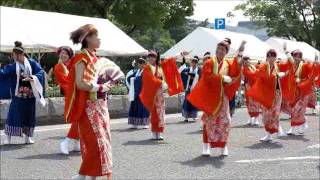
[279,161,319,165]
[235,156,320,163]
[0,113,183,136]
[307,144,320,149]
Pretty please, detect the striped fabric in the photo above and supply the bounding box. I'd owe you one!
[81,49,97,83]
[4,125,34,137]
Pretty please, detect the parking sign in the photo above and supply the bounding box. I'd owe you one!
[214,18,225,29]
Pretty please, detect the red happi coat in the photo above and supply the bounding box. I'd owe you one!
[54,62,70,93]
[315,63,320,88]
[243,64,258,87]
[64,49,97,123]
[139,57,184,133]
[160,57,184,96]
[187,56,241,115]
[294,61,316,98]
[246,62,279,109]
[242,64,261,116]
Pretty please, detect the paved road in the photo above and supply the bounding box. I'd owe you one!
[1,108,319,180]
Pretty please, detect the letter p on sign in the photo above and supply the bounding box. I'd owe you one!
[214,18,225,29]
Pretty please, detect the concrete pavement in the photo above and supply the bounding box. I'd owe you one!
[0,108,319,180]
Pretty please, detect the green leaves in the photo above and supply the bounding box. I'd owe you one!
[236,0,320,49]
[1,0,194,53]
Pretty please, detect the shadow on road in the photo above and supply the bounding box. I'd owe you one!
[232,124,262,129]
[45,135,65,140]
[278,135,310,142]
[280,118,290,121]
[305,113,318,116]
[178,155,225,168]
[246,142,283,149]
[0,144,28,152]
[166,121,197,125]
[185,130,202,135]
[17,152,80,160]
[123,139,169,146]
[111,128,145,133]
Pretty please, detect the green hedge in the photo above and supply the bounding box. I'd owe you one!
[46,84,128,98]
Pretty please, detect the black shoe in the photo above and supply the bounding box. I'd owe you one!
[184,119,189,122]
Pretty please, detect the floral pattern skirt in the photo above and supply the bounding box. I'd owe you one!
[261,90,282,134]
[202,95,230,148]
[78,99,112,177]
[290,94,310,127]
[150,88,165,133]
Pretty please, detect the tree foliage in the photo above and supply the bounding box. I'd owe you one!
[0,0,194,52]
[236,0,320,49]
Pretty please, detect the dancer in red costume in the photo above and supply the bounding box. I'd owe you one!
[65,24,124,180]
[54,46,80,155]
[188,39,246,156]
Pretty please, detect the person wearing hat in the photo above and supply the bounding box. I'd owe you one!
[284,48,319,135]
[66,24,116,180]
[181,56,201,122]
[0,41,45,145]
[245,48,291,142]
[127,57,150,129]
[188,38,246,156]
[53,46,81,155]
[242,56,261,126]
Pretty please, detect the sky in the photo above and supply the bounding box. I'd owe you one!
[190,0,249,26]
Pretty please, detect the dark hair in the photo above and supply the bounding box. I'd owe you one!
[291,50,302,58]
[224,38,231,45]
[57,46,74,58]
[242,56,250,61]
[70,24,98,49]
[147,50,157,58]
[267,49,277,58]
[137,57,146,64]
[191,56,200,63]
[217,41,230,53]
[204,51,211,56]
[13,41,24,54]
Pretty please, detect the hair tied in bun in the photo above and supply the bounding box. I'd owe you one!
[13,41,24,54]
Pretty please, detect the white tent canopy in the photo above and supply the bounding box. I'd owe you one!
[163,27,275,61]
[265,37,319,61]
[0,6,147,56]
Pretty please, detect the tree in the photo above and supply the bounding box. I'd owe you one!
[236,0,320,49]
[132,28,176,54]
[0,0,194,54]
[1,0,193,35]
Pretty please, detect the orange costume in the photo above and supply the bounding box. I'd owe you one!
[306,62,319,109]
[247,56,316,133]
[242,64,261,118]
[140,57,184,135]
[54,62,79,140]
[316,64,320,88]
[188,56,241,148]
[290,61,318,126]
[246,62,286,134]
[65,49,113,178]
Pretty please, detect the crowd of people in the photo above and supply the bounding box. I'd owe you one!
[0,24,319,180]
